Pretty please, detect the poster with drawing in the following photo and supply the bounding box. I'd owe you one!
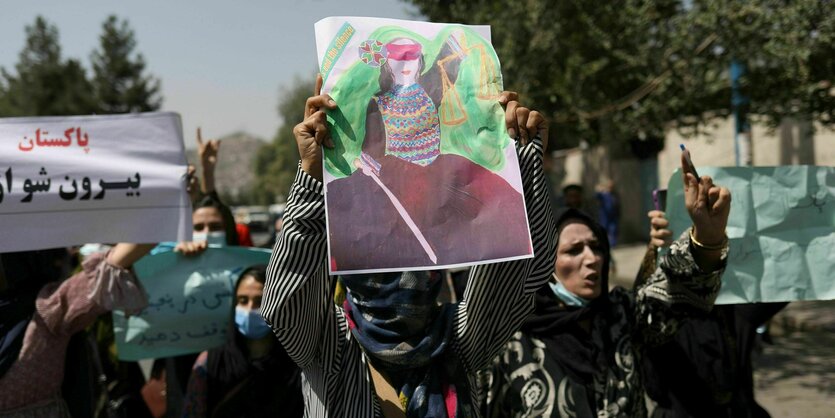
[315,17,532,274]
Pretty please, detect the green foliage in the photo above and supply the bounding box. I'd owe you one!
[251,78,316,204]
[690,0,835,128]
[404,0,835,149]
[91,15,162,113]
[0,15,161,118]
[0,17,96,116]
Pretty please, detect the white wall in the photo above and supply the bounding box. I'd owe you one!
[659,118,835,187]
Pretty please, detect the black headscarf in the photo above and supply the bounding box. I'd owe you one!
[520,208,613,386]
[0,249,67,379]
[205,266,302,418]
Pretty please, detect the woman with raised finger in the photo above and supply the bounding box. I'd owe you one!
[260,78,556,417]
[482,159,732,418]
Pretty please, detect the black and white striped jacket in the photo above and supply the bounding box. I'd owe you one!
[261,139,555,417]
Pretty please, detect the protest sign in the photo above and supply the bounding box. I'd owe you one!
[0,112,191,252]
[112,246,272,361]
[315,17,532,274]
[665,166,835,304]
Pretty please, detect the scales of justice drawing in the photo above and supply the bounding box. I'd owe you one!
[316,17,533,274]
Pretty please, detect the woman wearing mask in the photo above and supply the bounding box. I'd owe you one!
[261,78,555,417]
[181,265,303,418]
[482,157,732,418]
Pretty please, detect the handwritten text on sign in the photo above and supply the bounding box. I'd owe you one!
[113,246,273,361]
[0,112,191,252]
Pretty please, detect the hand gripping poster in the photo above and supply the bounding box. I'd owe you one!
[315,17,532,274]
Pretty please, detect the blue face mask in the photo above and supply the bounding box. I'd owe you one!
[549,275,589,307]
[193,231,227,247]
[234,306,272,340]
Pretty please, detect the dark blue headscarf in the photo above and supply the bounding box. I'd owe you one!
[342,271,468,418]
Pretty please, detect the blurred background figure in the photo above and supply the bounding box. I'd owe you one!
[595,179,620,247]
[0,244,154,416]
[561,183,585,211]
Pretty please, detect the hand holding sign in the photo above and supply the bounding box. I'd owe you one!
[502,91,548,149]
[295,74,337,182]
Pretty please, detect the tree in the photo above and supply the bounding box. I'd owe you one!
[0,16,96,116]
[91,15,162,113]
[251,77,316,204]
[403,0,835,149]
[690,0,835,128]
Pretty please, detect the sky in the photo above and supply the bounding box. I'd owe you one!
[0,0,419,147]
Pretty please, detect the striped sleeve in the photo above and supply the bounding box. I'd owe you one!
[453,137,556,373]
[261,165,344,370]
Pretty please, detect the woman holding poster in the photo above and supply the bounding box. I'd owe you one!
[262,77,554,418]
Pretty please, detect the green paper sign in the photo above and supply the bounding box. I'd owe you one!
[113,246,272,360]
[665,166,835,304]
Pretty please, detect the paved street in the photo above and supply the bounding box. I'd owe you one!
[612,244,835,417]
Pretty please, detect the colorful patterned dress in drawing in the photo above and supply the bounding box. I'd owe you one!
[375,84,442,167]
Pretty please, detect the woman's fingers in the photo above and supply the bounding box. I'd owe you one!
[696,175,714,211]
[526,110,548,148]
[650,215,669,229]
[515,106,530,143]
[297,111,329,142]
[305,94,337,119]
[315,74,323,96]
[712,187,732,215]
[498,91,519,105]
[174,241,208,256]
[647,210,665,219]
[505,100,519,138]
[651,228,672,239]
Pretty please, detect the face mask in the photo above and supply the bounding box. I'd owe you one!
[549,274,589,307]
[234,306,272,340]
[192,231,227,246]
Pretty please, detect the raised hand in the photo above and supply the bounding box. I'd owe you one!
[647,210,673,248]
[197,128,221,193]
[500,91,549,150]
[197,128,221,170]
[681,153,731,248]
[295,74,337,181]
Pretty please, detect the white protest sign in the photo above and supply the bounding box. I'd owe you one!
[0,112,192,252]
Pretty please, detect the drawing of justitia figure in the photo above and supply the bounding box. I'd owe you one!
[326,31,531,272]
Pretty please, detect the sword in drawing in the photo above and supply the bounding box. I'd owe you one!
[354,155,438,264]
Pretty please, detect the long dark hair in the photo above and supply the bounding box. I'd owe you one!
[204,265,302,417]
[236,265,266,290]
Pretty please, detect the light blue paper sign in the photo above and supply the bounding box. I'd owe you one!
[666,166,835,304]
[113,246,272,360]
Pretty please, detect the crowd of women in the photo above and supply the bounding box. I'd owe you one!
[2,66,797,418]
